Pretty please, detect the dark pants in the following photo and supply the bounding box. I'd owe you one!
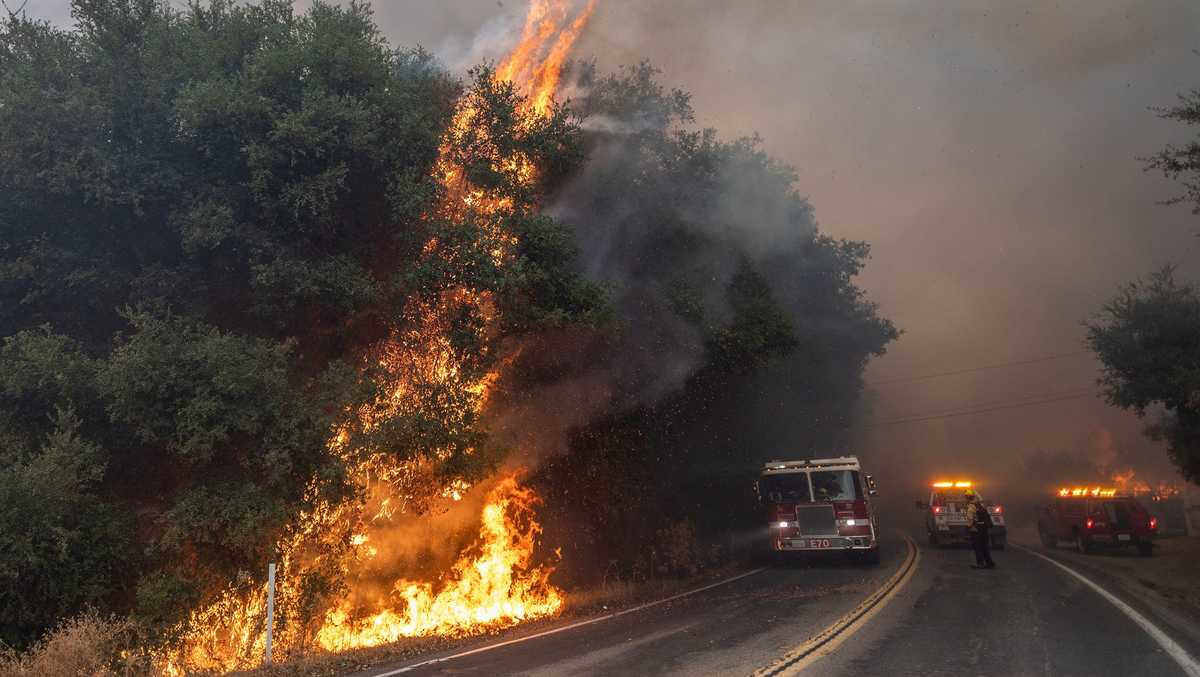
[971,528,994,567]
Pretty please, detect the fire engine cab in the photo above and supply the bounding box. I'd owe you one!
[757,456,880,564]
[916,480,1007,549]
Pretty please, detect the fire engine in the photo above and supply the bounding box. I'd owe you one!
[1036,486,1157,556]
[915,480,1007,548]
[757,456,880,564]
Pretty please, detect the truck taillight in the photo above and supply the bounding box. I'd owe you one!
[1150,517,1158,530]
[1086,518,1094,529]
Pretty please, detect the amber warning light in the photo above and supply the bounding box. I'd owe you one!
[932,481,973,488]
[1057,487,1117,497]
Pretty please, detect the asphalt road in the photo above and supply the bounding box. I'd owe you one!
[358,522,1200,677]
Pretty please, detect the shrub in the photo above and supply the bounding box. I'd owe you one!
[0,613,141,677]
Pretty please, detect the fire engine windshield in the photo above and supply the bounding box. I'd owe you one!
[760,474,812,503]
[810,470,861,501]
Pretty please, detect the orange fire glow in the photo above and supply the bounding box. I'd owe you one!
[1110,468,1151,495]
[315,477,561,651]
[497,0,597,116]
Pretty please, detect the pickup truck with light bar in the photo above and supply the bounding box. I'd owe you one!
[1036,487,1157,556]
[914,480,1007,548]
[756,456,880,564]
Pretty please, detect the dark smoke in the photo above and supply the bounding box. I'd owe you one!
[563,0,1200,499]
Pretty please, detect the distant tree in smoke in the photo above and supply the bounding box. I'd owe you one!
[1087,267,1200,484]
[1145,74,1200,215]
[1091,71,1200,487]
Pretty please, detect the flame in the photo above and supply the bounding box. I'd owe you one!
[315,477,561,651]
[497,0,597,116]
[1110,468,1151,495]
[1110,468,1183,499]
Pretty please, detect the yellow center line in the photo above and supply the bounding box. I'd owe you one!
[752,534,920,677]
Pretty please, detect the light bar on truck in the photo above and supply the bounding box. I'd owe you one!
[931,480,973,488]
[1057,487,1117,498]
[763,456,862,472]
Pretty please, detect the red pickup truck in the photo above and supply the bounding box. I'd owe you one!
[1036,487,1157,556]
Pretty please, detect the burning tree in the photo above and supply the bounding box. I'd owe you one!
[1088,267,1200,485]
[0,0,598,665]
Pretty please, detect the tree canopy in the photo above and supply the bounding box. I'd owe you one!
[1088,66,1200,486]
[1087,267,1200,483]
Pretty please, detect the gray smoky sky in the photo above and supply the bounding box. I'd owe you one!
[28,0,1200,490]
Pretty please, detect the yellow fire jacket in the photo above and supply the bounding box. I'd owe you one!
[964,500,984,532]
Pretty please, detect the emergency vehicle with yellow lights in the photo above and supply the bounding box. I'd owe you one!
[757,456,880,564]
[1036,486,1157,556]
[915,480,1007,549]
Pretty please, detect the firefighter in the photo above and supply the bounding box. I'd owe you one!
[964,489,996,569]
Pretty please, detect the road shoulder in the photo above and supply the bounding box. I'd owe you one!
[1009,529,1200,661]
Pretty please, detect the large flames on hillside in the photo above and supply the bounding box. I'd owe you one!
[315,478,562,651]
[156,2,593,673]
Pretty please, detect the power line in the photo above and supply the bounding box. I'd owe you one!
[867,350,1093,387]
[864,391,1097,428]
[891,386,1096,415]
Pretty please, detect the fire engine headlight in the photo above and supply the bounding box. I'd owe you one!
[845,519,857,526]
[777,521,789,528]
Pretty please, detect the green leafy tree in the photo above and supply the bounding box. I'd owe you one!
[1087,267,1200,483]
[1088,73,1200,485]
[0,408,135,648]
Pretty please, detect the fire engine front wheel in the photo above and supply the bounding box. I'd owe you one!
[1137,542,1154,557]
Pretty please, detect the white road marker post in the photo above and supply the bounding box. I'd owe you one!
[264,562,276,666]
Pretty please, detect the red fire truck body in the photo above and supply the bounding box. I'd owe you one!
[758,456,880,564]
[1036,487,1157,556]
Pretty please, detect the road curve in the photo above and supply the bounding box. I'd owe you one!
[356,524,1198,676]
